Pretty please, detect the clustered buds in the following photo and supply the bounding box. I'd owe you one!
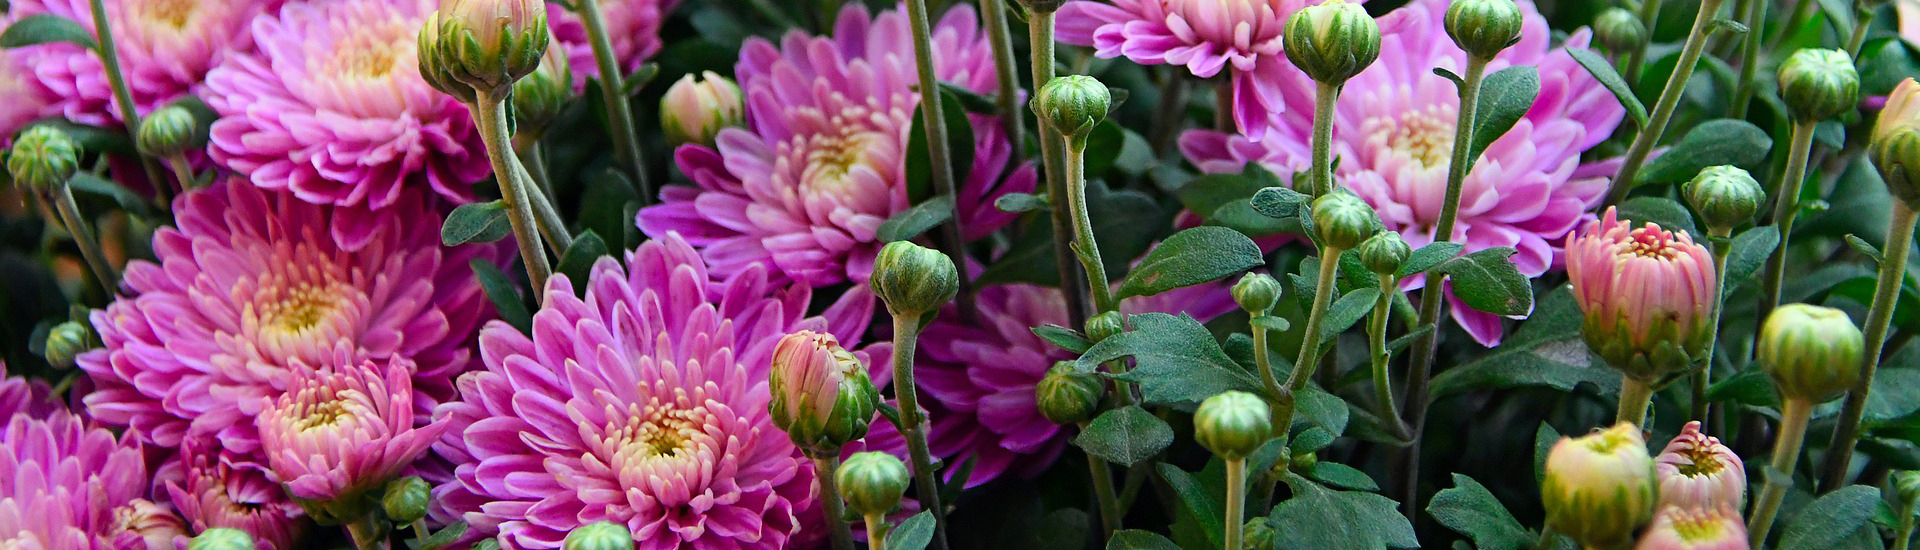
[1444,0,1524,61]
[1684,165,1764,232]
[1592,8,1645,54]
[42,320,92,370]
[1758,303,1863,403]
[512,43,573,138]
[136,105,200,159]
[1777,48,1859,122]
[1194,390,1272,460]
[768,330,879,457]
[1232,273,1283,316]
[562,521,632,550]
[1634,506,1748,550]
[1035,362,1104,425]
[661,71,745,148]
[1284,0,1381,85]
[1566,208,1717,381]
[1357,231,1411,275]
[419,0,550,100]
[1871,78,1920,208]
[836,451,911,517]
[1653,421,1746,512]
[1541,423,1657,549]
[381,476,431,524]
[1035,75,1112,142]
[1311,191,1380,251]
[7,125,80,190]
[871,241,960,318]
[187,528,256,550]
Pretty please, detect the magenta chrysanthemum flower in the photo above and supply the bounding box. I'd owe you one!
[106,499,188,550]
[0,401,150,549]
[0,368,58,420]
[162,438,310,550]
[918,282,1236,485]
[549,0,680,83]
[76,181,498,455]
[1179,0,1625,345]
[637,6,1034,288]
[204,0,489,250]
[257,357,448,505]
[433,234,890,549]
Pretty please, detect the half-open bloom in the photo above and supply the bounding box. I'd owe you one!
[258,357,449,505]
[1654,421,1745,512]
[1566,207,1716,381]
[1634,506,1749,550]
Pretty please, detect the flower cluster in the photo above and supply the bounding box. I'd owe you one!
[0,367,175,549]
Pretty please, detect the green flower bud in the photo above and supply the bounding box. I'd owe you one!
[381,476,431,524]
[420,0,550,98]
[1872,79,1920,208]
[1283,0,1381,85]
[1540,423,1657,549]
[7,126,80,190]
[1232,273,1283,316]
[836,451,911,517]
[870,241,959,317]
[135,105,200,158]
[1758,303,1863,403]
[1444,0,1524,61]
[1684,165,1764,232]
[661,71,745,148]
[1035,75,1112,140]
[1310,191,1379,251]
[1288,449,1319,474]
[768,330,879,457]
[1035,362,1104,425]
[1356,231,1411,275]
[1194,390,1272,460]
[1243,519,1277,550]
[1777,48,1859,122]
[511,43,572,138]
[1085,311,1125,343]
[1896,470,1920,510]
[186,528,255,550]
[1592,8,1645,54]
[42,320,91,370]
[474,539,503,550]
[562,521,631,550]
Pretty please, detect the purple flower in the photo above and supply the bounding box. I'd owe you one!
[162,438,310,550]
[637,5,1033,288]
[432,234,892,549]
[257,357,449,505]
[1179,0,1625,345]
[0,365,59,420]
[204,0,489,250]
[76,181,499,455]
[549,0,680,83]
[0,13,58,146]
[0,397,150,549]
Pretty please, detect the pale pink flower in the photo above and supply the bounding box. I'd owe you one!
[1654,421,1746,513]
[1634,506,1749,550]
[1566,207,1717,378]
[257,357,448,504]
[161,438,310,550]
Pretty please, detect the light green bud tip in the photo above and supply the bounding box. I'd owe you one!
[1232,273,1283,316]
[1310,191,1379,251]
[1684,165,1764,231]
[1778,48,1859,122]
[420,0,550,99]
[1284,0,1382,85]
[42,320,91,370]
[836,451,911,517]
[1444,0,1524,61]
[870,241,959,317]
[136,105,200,158]
[1540,423,1656,549]
[1357,231,1411,275]
[1592,8,1645,53]
[382,476,432,524]
[1035,362,1104,425]
[512,45,573,135]
[1194,390,1272,460]
[562,521,632,550]
[1758,303,1863,403]
[7,126,79,190]
[1896,470,1920,508]
[1035,75,1112,140]
[1084,311,1126,343]
[187,528,255,550]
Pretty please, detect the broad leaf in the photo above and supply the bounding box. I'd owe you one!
[442,200,512,246]
[555,231,610,292]
[1084,313,1263,404]
[1073,405,1174,466]
[885,511,937,550]
[1320,287,1381,341]
[1638,119,1774,187]
[0,14,95,50]
[1465,66,1541,174]
[1107,531,1181,550]
[994,192,1048,213]
[1268,475,1418,550]
[1396,242,1465,278]
[1435,247,1533,316]
[1776,485,1880,550]
[876,195,956,242]
[1031,325,1092,354]
[1310,463,1379,491]
[1250,185,1311,220]
[471,259,531,333]
[1723,226,1781,298]
[1616,196,1699,238]
[1158,464,1224,549]
[1431,287,1620,397]
[1118,226,1264,298]
[1428,475,1531,550]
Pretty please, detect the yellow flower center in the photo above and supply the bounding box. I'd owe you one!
[1385,107,1456,167]
[133,0,198,30]
[261,282,341,334]
[1669,512,1726,542]
[289,398,350,432]
[613,403,702,459]
[1626,227,1682,260]
[1675,445,1726,477]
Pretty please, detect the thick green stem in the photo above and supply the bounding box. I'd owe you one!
[1846,8,1876,58]
[1252,318,1282,409]
[1695,230,1732,424]
[345,516,387,550]
[513,134,557,199]
[509,152,573,254]
[1432,59,1487,247]
[1729,0,1767,119]
[573,0,653,202]
[888,315,949,550]
[1081,421,1125,537]
[1616,377,1655,426]
[1064,143,1117,314]
[1027,10,1091,328]
[906,0,976,321]
[1275,250,1343,430]
[1606,0,1728,206]
[864,513,889,550]
[1749,398,1814,545]
[1369,274,1409,440]
[49,184,116,294]
[1757,120,1819,330]
[980,0,1024,168]
[165,154,195,192]
[811,456,856,550]
[1224,458,1247,550]
[473,92,552,298]
[1622,0,1664,89]
[1307,81,1338,197]
[1819,202,1919,491]
[1897,506,1916,550]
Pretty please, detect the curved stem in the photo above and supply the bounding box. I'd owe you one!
[864,513,889,550]
[888,314,949,550]
[1846,8,1876,58]
[1027,10,1091,329]
[1757,120,1819,331]
[906,0,975,321]
[1729,0,1767,119]
[509,152,573,254]
[811,456,856,550]
[1369,274,1409,440]
[165,154,195,192]
[1275,250,1343,430]
[1253,317,1282,407]
[1080,421,1124,538]
[1695,230,1732,424]
[472,91,552,298]
[1307,82,1338,197]
[345,516,387,550]
[1819,202,1919,491]
[49,184,116,295]
[1749,398,1814,545]
[1896,505,1916,550]
[978,0,1025,168]
[1622,0,1664,89]
[1606,0,1728,206]
[1224,458,1247,550]
[85,0,165,197]
[1064,142,1116,314]
[1616,377,1655,426]
[573,0,652,203]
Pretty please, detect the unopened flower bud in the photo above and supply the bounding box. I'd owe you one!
[1758,303,1863,403]
[1541,423,1657,549]
[187,528,255,550]
[512,43,572,137]
[1232,273,1283,316]
[836,451,910,517]
[421,0,550,98]
[768,330,879,457]
[871,241,959,318]
[1871,79,1920,208]
[1593,8,1646,53]
[475,539,502,550]
[1284,0,1381,85]
[1288,449,1319,473]
[1085,311,1125,343]
[660,71,745,148]
[136,105,199,158]
[1567,208,1717,381]
[382,476,432,524]
[7,126,79,190]
[562,521,631,550]
[1896,471,1920,509]
[1653,421,1746,512]
[1357,231,1411,275]
[1035,362,1104,425]
[1035,75,1111,140]
[1778,48,1859,122]
[110,499,187,550]
[1311,191,1379,251]
[42,320,91,370]
[1194,390,1272,460]
[1243,519,1276,550]
[1634,506,1747,550]
[1445,0,1524,61]
[1685,165,1764,232]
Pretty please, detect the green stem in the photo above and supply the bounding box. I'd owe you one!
[1695,230,1732,424]
[1307,81,1338,197]
[1081,421,1125,538]
[1616,377,1655,426]
[1432,58,1487,248]
[509,151,573,254]
[410,521,429,545]
[1845,7,1875,58]
[812,455,856,550]
[1896,506,1916,550]
[85,0,166,193]
[979,0,1024,168]
[888,314,950,550]
[1275,250,1343,430]
[345,516,387,550]
[1729,0,1767,119]
[1534,526,1559,550]
[1605,0,1728,206]
[1064,142,1116,314]
[473,91,552,298]
[573,0,653,203]
[513,134,557,199]
[1224,458,1247,550]
[905,0,976,321]
[164,153,196,193]
[864,513,889,550]
[745,0,802,28]
[1622,0,1664,89]
[1749,398,1814,545]
[1252,316,1282,409]
[1369,274,1409,440]
[1027,10,1091,328]
[49,184,116,295]
[1757,119,1819,331]
[1819,201,1919,492]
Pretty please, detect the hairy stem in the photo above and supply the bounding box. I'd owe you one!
[49,184,116,295]
[1616,377,1655,426]
[1307,81,1338,197]
[1749,398,1814,545]
[811,456,856,550]
[1253,316,1282,410]
[1606,0,1728,205]
[906,0,976,321]
[1757,119,1819,333]
[1224,458,1247,550]
[345,517,387,550]
[1846,6,1875,58]
[1082,421,1125,537]
[573,0,653,202]
[888,314,949,550]
[509,152,573,254]
[1064,142,1117,314]
[473,91,552,298]
[1819,202,1919,491]
[1027,9,1091,328]
[1275,250,1344,430]
[1730,0,1767,118]
[1369,274,1410,440]
[980,0,1025,168]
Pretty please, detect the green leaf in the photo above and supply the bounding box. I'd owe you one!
[1320,287,1381,341]
[1616,196,1700,238]
[1085,313,1262,404]
[976,182,1168,287]
[1290,427,1337,453]
[1776,485,1880,550]
[1428,475,1531,550]
[1566,48,1648,129]
[1295,385,1349,436]
[1706,369,1778,408]
[885,511,937,550]
[1310,463,1379,491]
[994,192,1048,213]
[1534,423,1560,486]
[1396,242,1465,278]
[413,522,469,550]
[1637,119,1774,187]
[1118,226,1264,298]
[904,90,975,203]
[441,200,512,246]
[1031,324,1092,354]
[1465,66,1540,174]
[938,82,999,113]
[1072,405,1174,466]
[67,173,155,218]
[1432,286,1619,398]
[1269,475,1418,550]
[1724,226,1782,298]
[471,259,531,333]
[1845,234,1884,266]
[1867,369,1920,421]
[876,195,956,242]
[1180,165,1294,236]
[1435,247,1533,316]
[1158,464,1225,549]
[555,230,609,291]
[0,14,95,50]
[1250,185,1311,220]
[1106,531,1181,550]
[620,63,660,97]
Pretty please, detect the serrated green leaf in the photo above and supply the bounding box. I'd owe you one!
[0,14,95,49]
[1466,67,1540,173]
[1269,475,1418,550]
[441,200,512,246]
[1428,474,1531,550]
[1435,247,1533,316]
[1085,313,1262,404]
[1118,226,1264,298]
[1073,405,1174,466]
[1396,242,1464,277]
[1567,48,1649,129]
[876,195,955,242]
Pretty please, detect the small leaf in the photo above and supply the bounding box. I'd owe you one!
[1158,464,1225,549]
[471,259,531,333]
[1117,226,1264,299]
[1106,531,1181,550]
[1250,186,1311,220]
[994,192,1048,213]
[1724,226,1782,298]
[1845,234,1884,265]
[1310,463,1379,491]
[555,230,609,290]
[1435,247,1533,316]
[1295,385,1350,436]
[1252,316,1292,333]
[1534,423,1560,486]
[0,14,95,50]
[415,522,469,550]
[876,195,956,242]
[1567,48,1649,129]
[1466,67,1541,173]
[1638,119,1774,187]
[1087,313,1263,404]
[1320,287,1381,341]
[1428,475,1531,550]
[1396,242,1465,278]
[1073,405,1175,466]
[885,511,937,550]
[621,63,660,97]
[1290,427,1337,453]
[1776,485,1880,550]
[1433,67,1463,86]
[441,200,512,246]
[1268,475,1419,550]
[1032,324,1092,354]
[67,173,155,218]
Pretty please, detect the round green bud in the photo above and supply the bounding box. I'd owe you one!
[421,0,550,98]
[1284,0,1382,85]
[1684,165,1764,232]
[1194,390,1272,460]
[1356,231,1411,275]
[1777,48,1859,122]
[381,476,432,524]
[1758,303,1863,403]
[1035,362,1105,425]
[512,44,573,137]
[1311,191,1380,251]
[1085,311,1126,343]
[870,241,959,317]
[562,521,632,550]
[1035,75,1112,140]
[1896,470,1920,509]
[42,320,91,370]
[1592,8,1645,54]
[7,126,80,190]
[1288,450,1319,474]
[186,528,255,550]
[135,105,199,158]
[1243,519,1277,550]
[836,451,911,517]
[1444,0,1524,61]
[1232,273,1283,316]
[1540,423,1657,549]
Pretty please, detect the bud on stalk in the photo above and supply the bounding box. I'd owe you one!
[1777,48,1859,123]
[42,320,92,370]
[1444,0,1524,61]
[1035,362,1104,425]
[1357,231,1411,275]
[419,0,550,98]
[512,43,573,139]
[1284,0,1381,85]
[871,241,960,318]
[563,521,631,550]
[7,126,79,191]
[135,105,200,158]
[1684,165,1764,233]
[1231,273,1283,316]
[1310,191,1380,251]
[1872,78,1920,208]
[836,451,911,517]
[768,330,879,457]
[660,71,745,148]
[1195,391,1272,460]
[1034,75,1111,142]
[1758,303,1862,403]
[1541,423,1657,549]
[187,528,255,550]
[382,476,432,524]
[1593,8,1646,54]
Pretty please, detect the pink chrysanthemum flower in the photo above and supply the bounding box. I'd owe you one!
[1634,506,1748,550]
[1654,421,1746,513]
[106,499,188,550]
[433,234,890,549]
[162,439,310,550]
[0,367,58,420]
[0,13,58,146]
[76,181,498,455]
[258,357,448,506]
[918,281,1236,485]
[1180,0,1625,345]
[204,0,489,250]
[548,0,680,83]
[637,5,1034,288]
[0,401,150,549]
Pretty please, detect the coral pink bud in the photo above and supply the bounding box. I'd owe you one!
[1566,207,1718,381]
[659,71,743,147]
[1634,506,1749,550]
[767,330,879,457]
[1654,421,1747,512]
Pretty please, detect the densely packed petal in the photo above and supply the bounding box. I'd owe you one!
[0,392,151,549]
[161,439,310,550]
[548,0,679,83]
[257,357,448,506]
[1653,421,1746,513]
